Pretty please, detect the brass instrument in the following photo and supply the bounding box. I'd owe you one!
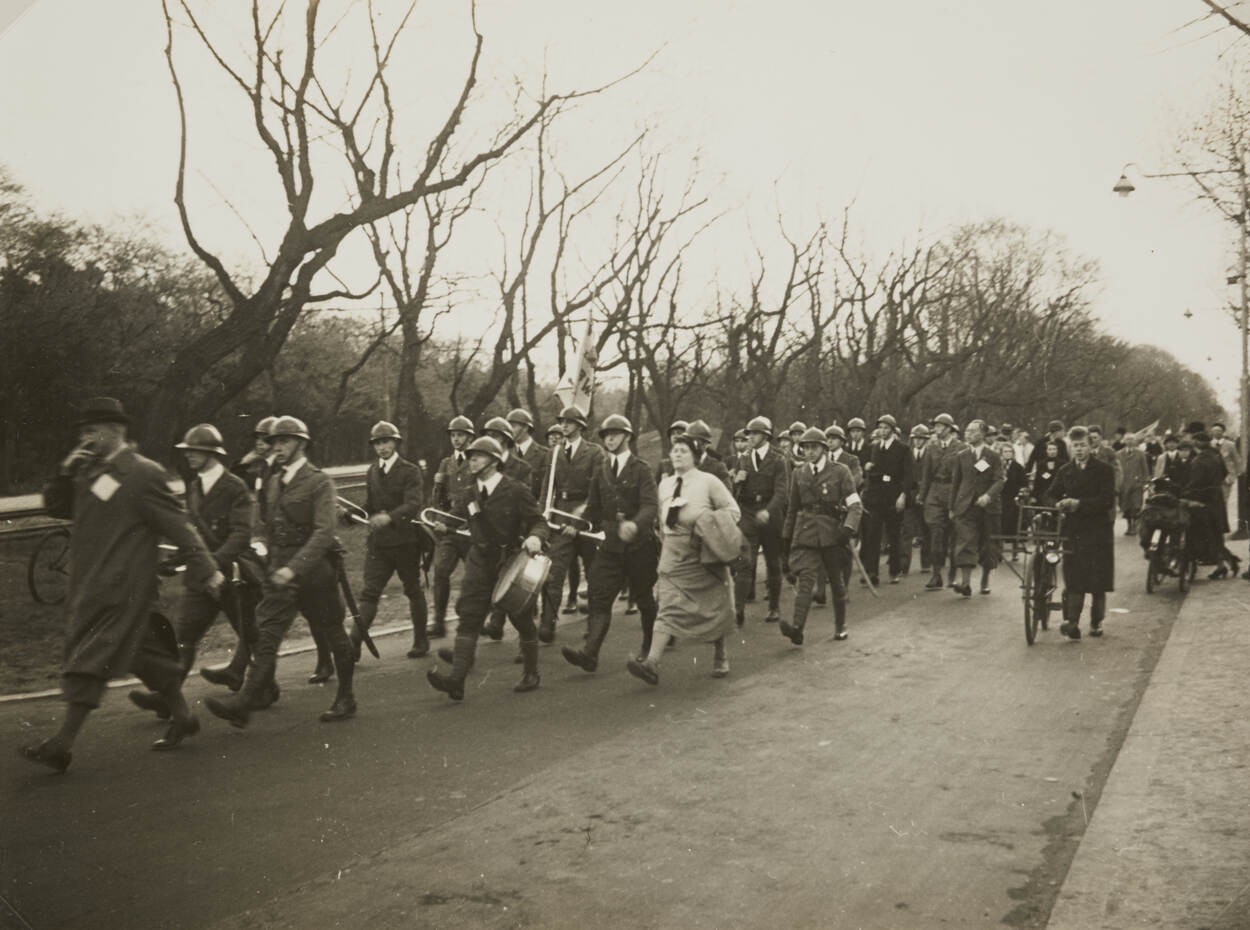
[418,507,471,538]
[336,496,369,526]
[540,434,604,543]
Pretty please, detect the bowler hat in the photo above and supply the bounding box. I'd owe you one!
[75,397,131,427]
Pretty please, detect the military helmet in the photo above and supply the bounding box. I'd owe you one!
[447,415,475,435]
[825,424,846,440]
[910,423,931,439]
[797,426,830,448]
[506,408,534,429]
[466,436,504,460]
[175,423,228,458]
[745,415,773,436]
[254,415,278,438]
[668,419,689,436]
[598,414,634,437]
[269,416,311,442]
[877,414,898,430]
[932,413,955,428]
[483,416,516,443]
[685,420,714,444]
[733,428,747,441]
[546,421,563,437]
[847,417,866,431]
[556,405,589,429]
[788,420,807,435]
[369,420,401,442]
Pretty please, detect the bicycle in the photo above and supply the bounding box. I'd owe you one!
[996,498,1068,646]
[27,524,71,605]
[1139,480,1191,594]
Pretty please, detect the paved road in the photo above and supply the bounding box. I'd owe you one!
[0,534,1179,929]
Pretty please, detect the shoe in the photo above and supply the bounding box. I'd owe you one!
[833,630,848,641]
[152,715,200,751]
[199,666,244,692]
[561,646,597,673]
[956,584,972,598]
[426,668,464,701]
[764,610,780,624]
[1209,566,1229,580]
[778,621,803,646]
[538,618,556,644]
[1059,622,1081,640]
[1089,624,1103,638]
[307,662,334,684]
[561,600,579,615]
[925,574,944,590]
[350,632,363,663]
[320,698,357,722]
[626,658,659,686]
[868,577,880,587]
[514,672,541,693]
[735,612,745,629]
[889,575,901,585]
[407,640,430,659]
[19,741,71,774]
[205,696,251,729]
[128,689,171,720]
[1241,569,1250,581]
[250,681,280,711]
[980,586,991,595]
[427,620,447,639]
[812,595,827,606]
[482,620,505,642]
[711,656,730,678]
[624,603,639,615]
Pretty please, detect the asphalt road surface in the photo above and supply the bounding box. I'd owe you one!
[0,534,1180,929]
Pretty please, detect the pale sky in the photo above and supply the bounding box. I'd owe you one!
[2,0,1248,423]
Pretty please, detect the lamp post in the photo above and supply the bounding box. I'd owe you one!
[1114,160,1250,536]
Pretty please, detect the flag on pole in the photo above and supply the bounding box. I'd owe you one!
[554,318,596,413]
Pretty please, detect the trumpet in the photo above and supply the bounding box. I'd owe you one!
[336,496,370,527]
[545,507,606,543]
[418,507,471,538]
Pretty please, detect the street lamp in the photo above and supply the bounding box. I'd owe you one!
[1114,160,1250,535]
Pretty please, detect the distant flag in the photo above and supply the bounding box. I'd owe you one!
[554,317,596,413]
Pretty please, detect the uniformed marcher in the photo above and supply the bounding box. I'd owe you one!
[350,420,428,661]
[1052,426,1116,639]
[731,416,789,626]
[429,415,476,639]
[426,437,549,699]
[507,408,548,497]
[538,405,603,643]
[818,423,863,594]
[845,417,870,466]
[918,413,966,589]
[948,419,1004,597]
[231,415,278,503]
[732,428,749,459]
[205,416,357,727]
[22,398,224,771]
[562,415,658,672]
[779,428,862,644]
[899,423,930,574]
[481,417,535,641]
[860,414,912,585]
[786,421,808,467]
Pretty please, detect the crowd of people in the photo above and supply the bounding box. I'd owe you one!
[17,398,1244,773]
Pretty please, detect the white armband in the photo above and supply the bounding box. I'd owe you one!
[845,492,861,506]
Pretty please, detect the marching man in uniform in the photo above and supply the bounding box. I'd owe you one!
[426,437,549,700]
[732,416,789,626]
[507,408,548,497]
[779,428,862,645]
[205,417,358,728]
[919,412,966,590]
[562,415,658,672]
[480,416,535,641]
[351,420,428,661]
[429,416,476,639]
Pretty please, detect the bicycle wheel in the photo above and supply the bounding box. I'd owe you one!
[1177,531,1191,594]
[28,529,71,605]
[1146,548,1158,594]
[1022,552,1039,645]
[1036,559,1055,630]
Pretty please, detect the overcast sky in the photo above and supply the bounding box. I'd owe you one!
[2,0,1248,424]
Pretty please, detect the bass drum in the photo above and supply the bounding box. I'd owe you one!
[491,551,552,616]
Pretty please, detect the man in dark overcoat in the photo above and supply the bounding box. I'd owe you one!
[22,398,222,771]
[948,419,1004,597]
[563,415,659,671]
[732,416,790,626]
[860,414,912,585]
[1053,426,1116,639]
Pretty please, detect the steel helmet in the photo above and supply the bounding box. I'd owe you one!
[175,423,228,458]
[466,436,504,461]
[483,416,516,443]
[369,420,402,442]
[685,420,714,444]
[825,424,846,440]
[933,413,956,428]
[447,415,475,436]
[910,423,931,439]
[877,414,898,430]
[745,416,773,436]
[788,420,807,435]
[847,417,866,431]
[668,419,689,436]
[254,415,278,438]
[506,408,534,429]
[733,428,747,441]
[797,426,829,448]
[269,416,311,442]
[598,414,634,437]
[558,405,589,429]
[547,422,563,437]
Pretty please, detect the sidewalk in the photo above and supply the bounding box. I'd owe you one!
[1047,574,1250,929]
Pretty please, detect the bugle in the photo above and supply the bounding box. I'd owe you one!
[545,507,606,543]
[337,496,369,526]
[418,507,471,538]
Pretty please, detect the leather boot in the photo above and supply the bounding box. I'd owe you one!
[538,595,558,643]
[428,634,475,700]
[308,623,335,683]
[515,639,541,692]
[224,636,251,681]
[407,598,430,658]
[482,607,507,642]
[321,648,357,722]
[351,600,378,662]
[562,614,610,672]
[833,599,848,641]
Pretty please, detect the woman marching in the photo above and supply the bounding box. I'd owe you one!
[627,434,741,685]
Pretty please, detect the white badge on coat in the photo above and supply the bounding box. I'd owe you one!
[467,501,480,516]
[91,473,121,501]
[882,474,891,482]
[974,459,989,473]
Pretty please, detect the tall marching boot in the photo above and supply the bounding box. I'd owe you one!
[407,595,430,658]
[515,639,541,692]
[427,634,474,701]
[320,643,357,721]
[833,599,848,641]
[308,623,335,683]
[562,614,610,672]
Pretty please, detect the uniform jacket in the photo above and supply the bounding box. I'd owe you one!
[186,467,255,571]
[829,447,863,489]
[782,458,861,548]
[365,455,425,547]
[845,437,870,467]
[433,451,475,512]
[232,453,275,521]
[949,444,1005,516]
[500,452,534,490]
[43,445,217,679]
[863,437,912,508]
[550,437,604,511]
[733,445,789,531]
[1052,457,1116,593]
[586,452,659,554]
[904,444,927,504]
[515,438,549,498]
[918,438,967,511]
[453,474,550,553]
[259,461,340,578]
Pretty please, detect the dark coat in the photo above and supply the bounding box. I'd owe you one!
[365,455,425,547]
[949,445,1005,517]
[828,447,863,489]
[515,438,549,498]
[433,451,475,512]
[500,453,534,491]
[1184,447,1229,536]
[863,438,912,509]
[918,438,967,521]
[782,458,861,548]
[260,461,340,578]
[231,453,276,521]
[43,446,217,682]
[453,475,550,553]
[1052,458,1116,592]
[1025,436,1068,475]
[733,445,789,534]
[1030,458,1062,505]
[186,467,255,570]
[550,437,604,511]
[586,452,659,554]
